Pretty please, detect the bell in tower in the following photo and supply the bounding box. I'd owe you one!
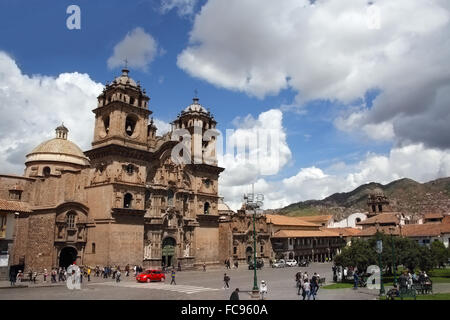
[90,68,152,150]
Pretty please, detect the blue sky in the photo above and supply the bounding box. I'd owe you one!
[1,0,449,209]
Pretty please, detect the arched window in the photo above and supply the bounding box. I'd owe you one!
[372,205,376,213]
[125,115,137,136]
[167,190,174,206]
[378,204,383,212]
[43,166,51,177]
[92,243,96,254]
[124,193,133,208]
[103,116,110,134]
[355,218,361,223]
[66,212,76,229]
[204,202,210,214]
[126,164,134,174]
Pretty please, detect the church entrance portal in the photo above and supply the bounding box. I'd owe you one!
[246,247,253,263]
[162,237,176,268]
[59,247,78,269]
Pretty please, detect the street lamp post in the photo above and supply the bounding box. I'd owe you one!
[390,227,397,285]
[244,185,264,297]
[376,239,385,295]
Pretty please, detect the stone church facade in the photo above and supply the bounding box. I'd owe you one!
[1,68,225,273]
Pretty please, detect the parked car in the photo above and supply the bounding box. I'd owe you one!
[286,259,298,267]
[248,259,264,270]
[272,259,286,268]
[136,269,166,283]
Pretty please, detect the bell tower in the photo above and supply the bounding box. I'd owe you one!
[92,68,151,150]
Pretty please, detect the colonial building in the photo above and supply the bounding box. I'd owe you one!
[1,68,225,275]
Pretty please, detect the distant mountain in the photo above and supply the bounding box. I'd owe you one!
[265,177,450,221]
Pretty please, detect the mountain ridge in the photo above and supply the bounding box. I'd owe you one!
[265,177,450,221]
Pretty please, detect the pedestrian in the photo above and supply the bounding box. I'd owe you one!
[32,271,37,284]
[9,269,16,286]
[234,261,238,269]
[51,269,57,283]
[223,273,230,289]
[203,262,206,272]
[16,270,23,283]
[260,280,268,300]
[302,279,311,300]
[170,269,176,285]
[178,261,182,272]
[43,269,48,282]
[303,271,308,281]
[353,271,359,289]
[310,273,318,300]
[125,265,129,277]
[230,288,240,300]
[87,267,91,282]
[116,270,121,283]
[343,267,348,280]
[28,270,33,283]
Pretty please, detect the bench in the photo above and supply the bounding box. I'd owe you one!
[414,282,433,295]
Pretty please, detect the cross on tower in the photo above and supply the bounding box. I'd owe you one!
[194,89,198,98]
[124,58,128,69]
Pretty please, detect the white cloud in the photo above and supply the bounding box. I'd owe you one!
[221,143,450,211]
[0,51,103,174]
[178,0,450,148]
[153,118,171,135]
[107,27,158,71]
[160,0,198,17]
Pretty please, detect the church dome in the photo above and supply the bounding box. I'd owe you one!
[25,125,90,167]
[183,97,208,114]
[113,68,137,87]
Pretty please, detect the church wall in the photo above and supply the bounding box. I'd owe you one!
[86,185,114,220]
[84,222,111,267]
[218,220,232,263]
[25,212,56,272]
[194,224,220,264]
[11,214,29,267]
[109,218,144,266]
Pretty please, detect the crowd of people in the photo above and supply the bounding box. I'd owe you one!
[295,271,321,300]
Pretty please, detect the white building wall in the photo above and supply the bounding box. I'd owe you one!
[331,213,367,228]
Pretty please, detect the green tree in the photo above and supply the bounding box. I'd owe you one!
[418,245,435,272]
[334,238,377,273]
[430,240,448,268]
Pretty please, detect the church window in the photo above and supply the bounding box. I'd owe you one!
[66,212,76,229]
[204,179,211,188]
[124,193,133,208]
[43,167,51,177]
[130,97,135,105]
[92,243,96,254]
[204,202,210,214]
[261,245,264,253]
[9,190,22,200]
[355,218,361,223]
[125,115,137,136]
[378,204,383,212]
[168,190,174,206]
[372,205,376,213]
[103,116,110,134]
[233,247,237,254]
[126,164,134,174]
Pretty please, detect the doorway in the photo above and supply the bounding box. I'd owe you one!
[246,246,253,263]
[162,237,176,268]
[59,247,78,269]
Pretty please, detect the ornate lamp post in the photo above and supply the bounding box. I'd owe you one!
[244,185,264,297]
[389,227,397,285]
[376,238,385,295]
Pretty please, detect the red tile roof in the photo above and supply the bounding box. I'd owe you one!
[423,213,444,220]
[323,227,362,237]
[296,215,333,224]
[400,223,450,237]
[443,215,450,224]
[357,226,401,237]
[272,229,341,238]
[265,214,320,227]
[357,213,400,225]
[0,199,32,213]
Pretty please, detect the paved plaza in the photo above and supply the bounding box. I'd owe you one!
[0,262,388,300]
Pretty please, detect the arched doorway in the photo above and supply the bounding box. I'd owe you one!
[59,247,77,269]
[162,237,176,268]
[246,246,253,263]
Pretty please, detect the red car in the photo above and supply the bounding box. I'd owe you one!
[136,269,166,283]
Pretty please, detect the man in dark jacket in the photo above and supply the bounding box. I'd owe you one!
[230,288,240,300]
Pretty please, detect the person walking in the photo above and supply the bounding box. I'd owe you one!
[260,280,268,300]
[16,270,23,283]
[87,267,91,282]
[230,288,240,300]
[310,273,318,300]
[223,273,230,289]
[302,279,311,300]
[203,262,206,272]
[170,269,176,285]
[32,271,37,284]
[43,269,48,282]
[353,271,359,289]
[9,269,16,286]
[116,270,121,283]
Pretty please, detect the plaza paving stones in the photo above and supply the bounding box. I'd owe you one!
[93,281,220,295]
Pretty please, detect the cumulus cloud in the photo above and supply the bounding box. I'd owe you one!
[0,52,174,174]
[0,51,103,174]
[160,0,198,17]
[107,27,158,71]
[177,0,450,149]
[221,143,450,211]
